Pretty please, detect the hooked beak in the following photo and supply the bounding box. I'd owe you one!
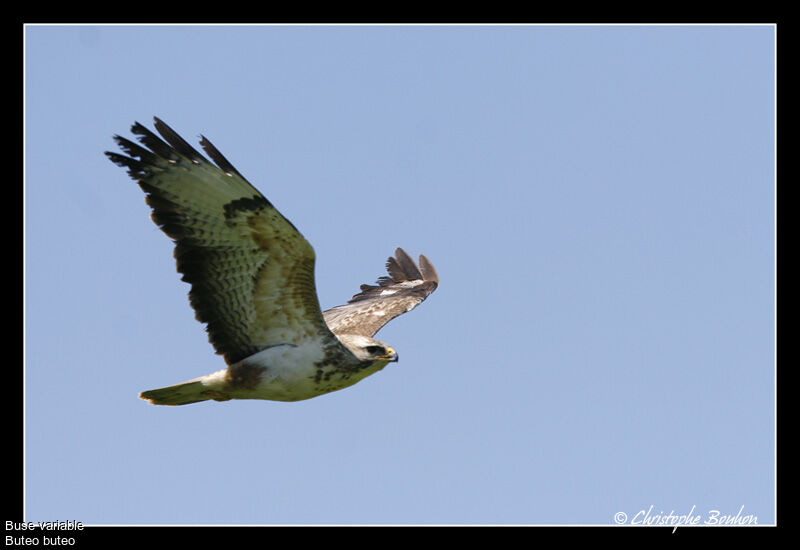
[381,346,399,362]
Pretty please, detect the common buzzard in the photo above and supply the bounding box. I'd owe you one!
[106,118,439,405]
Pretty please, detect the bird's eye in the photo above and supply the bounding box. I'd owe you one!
[365,345,384,355]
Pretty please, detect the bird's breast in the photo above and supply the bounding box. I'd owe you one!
[226,342,387,401]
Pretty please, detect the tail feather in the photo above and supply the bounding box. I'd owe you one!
[140,379,214,406]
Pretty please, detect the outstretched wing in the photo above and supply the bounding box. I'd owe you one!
[106,117,336,365]
[323,248,439,338]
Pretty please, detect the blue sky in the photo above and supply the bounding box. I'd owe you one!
[24,25,775,526]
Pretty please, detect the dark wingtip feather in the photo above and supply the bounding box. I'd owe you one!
[105,151,148,179]
[199,135,245,178]
[418,254,439,285]
[386,248,423,282]
[112,118,245,180]
[129,120,177,161]
[152,117,205,162]
[340,248,439,313]
[112,135,160,164]
[350,248,438,299]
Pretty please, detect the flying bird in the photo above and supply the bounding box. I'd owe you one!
[106,118,439,405]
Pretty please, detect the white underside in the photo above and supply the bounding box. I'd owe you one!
[197,341,389,402]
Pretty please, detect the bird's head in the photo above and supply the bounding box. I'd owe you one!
[338,334,399,364]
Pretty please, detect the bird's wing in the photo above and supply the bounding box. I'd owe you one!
[106,117,337,365]
[323,248,439,338]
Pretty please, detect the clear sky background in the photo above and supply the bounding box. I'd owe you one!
[24,25,775,525]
